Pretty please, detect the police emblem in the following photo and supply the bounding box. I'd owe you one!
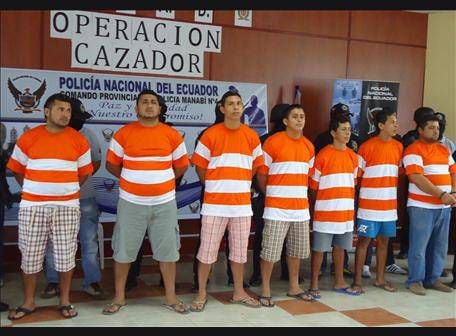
[8,77,46,113]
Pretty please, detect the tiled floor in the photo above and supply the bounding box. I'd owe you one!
[1,252,455,327]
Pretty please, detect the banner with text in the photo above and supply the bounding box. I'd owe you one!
[332,79,399,144]
[1,67,268,225]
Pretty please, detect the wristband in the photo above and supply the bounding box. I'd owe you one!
[439,191,448,199]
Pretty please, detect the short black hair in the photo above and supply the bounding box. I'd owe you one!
[273,104,305,133]
[417,114,439,130]
[44,93,72,110]
[135,89,168,122]
[214,100,224,124]
[329,113,351,133]
[220,90,242,107]
[374,107,396,134]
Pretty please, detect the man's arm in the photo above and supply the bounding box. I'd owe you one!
[409,173,456,205]
[255,172,267,195]
[79,175,89,186]
[173,166,188,180]
[106,162,122,179]
[12,172,24,187]
[92,161,101,174]
[195,166,207,184]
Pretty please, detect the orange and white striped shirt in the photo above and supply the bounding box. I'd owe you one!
[106,121,189,206]
[403,140,456,209]
[357,136,403,221]
[191,123,263,217]
[258,131,315,221]
[309,145,358,234]
[6,125,93,208]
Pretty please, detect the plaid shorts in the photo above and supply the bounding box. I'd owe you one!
[197,216,251,264]
[18,206,80,274]
[260,219,310,262]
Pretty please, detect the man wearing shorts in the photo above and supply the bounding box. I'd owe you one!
[256,104,314,307]
[353,108,403,293]
[309,113,361,298]
[103,89,190,314]
[190,91,264,311]
[7,93,93,320]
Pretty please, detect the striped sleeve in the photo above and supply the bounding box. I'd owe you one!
[252,134,264,169]
[191,133,211,169]
[78,147,93,176]
[257,138,273,175]
[172,134,189,168]
[309,155,322,190]
[106,132,124,166]
[6,138,28,174]
[403,152,424,175]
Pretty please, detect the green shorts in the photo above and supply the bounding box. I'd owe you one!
[112,198,180,263]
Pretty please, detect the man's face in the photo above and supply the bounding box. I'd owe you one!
[136,94,161,120]
[283,108,305,133]
[331,121,351,145]
[220,95,244,122]
[379,114,398,137]
[44,100,71,128]
[419,120,439,143]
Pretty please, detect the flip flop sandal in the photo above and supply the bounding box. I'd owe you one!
[351,283,365,294]
[373,281,397,292]
[58,304,78,319]
[190,298,208,312]
[258,296,275,307]
[7,306,37,321]
[287,291,315,302]
[102,302,127,315]
[162,300,190,314]
[230,296,261,308]
[308,288,321,300]
[333,287,362,296]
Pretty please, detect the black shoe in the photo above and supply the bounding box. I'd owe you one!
[227,279,250,288]
[0,301,9,312]
[448,280,456,289]
[40,282,60,299]
[125,278,138,292]
[396,252,408,260]
[249,277,262,287]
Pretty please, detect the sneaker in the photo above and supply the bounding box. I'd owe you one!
[362,265,372,279]
[385,263,408,275]
[83,282,106,299]
[396,252,407,260]
[409,282,426,296]
[424,280,453,293]
[447,280,456,289]
[40,282,60,299]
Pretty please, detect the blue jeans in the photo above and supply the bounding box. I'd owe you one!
[45,197,101,288]
[407,206,451,287]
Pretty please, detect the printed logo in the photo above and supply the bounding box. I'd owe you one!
[8,76,46,113]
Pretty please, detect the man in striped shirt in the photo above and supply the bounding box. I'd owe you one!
[309,114,361,298]
[7,93,93,320]
[191,91,264,311]
[103,90,190,314]
[353,108,403,293]
[402,113,456,295]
